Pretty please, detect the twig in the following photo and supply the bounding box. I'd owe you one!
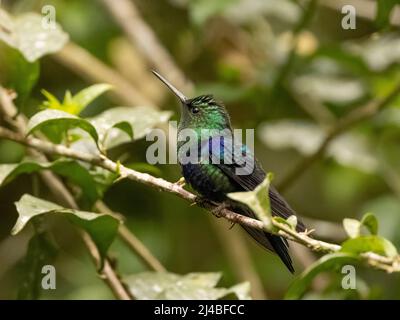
[278,83,400,191]
[0,126,399,273]
[34,168,132,300]
[95,201,166,272]
[99,0,192,92]
[96,1,270,294]
[1,86,166,274]
[0,88,133,300]
[53,41,155,107]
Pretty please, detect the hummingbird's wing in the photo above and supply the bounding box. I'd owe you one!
[205,135,306,232]
[203,135,306,273]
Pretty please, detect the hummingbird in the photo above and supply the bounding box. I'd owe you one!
[152,71,306,273]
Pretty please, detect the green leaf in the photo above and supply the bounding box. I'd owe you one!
[0,9,68,62]
[343,218,361,238]
[361,195,400,246]
[375,0,400,29]
[273,216,297,231]
[285,252,360,300]
[286,215,298,230]
[88,166,119,197]
[112,121,134,140]
[41,84,113,115]
[41,89,62,110]
[0,45,39,108]
[361,212,378,235]
[341,235,398,258]
[0,159,100,207]
[17,231,58,300]
[123,272,251,300]
[13,194,121,268]
[90,106,172,149]
[71,84,113,115]
[227,174,273,230]
[343,212,379,238]
[27,109,99,145]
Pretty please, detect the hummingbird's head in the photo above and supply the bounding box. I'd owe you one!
[152,71,231,131]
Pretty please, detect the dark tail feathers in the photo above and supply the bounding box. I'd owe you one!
[241,224,294,273]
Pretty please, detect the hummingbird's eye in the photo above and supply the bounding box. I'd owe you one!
[191,107,200,114]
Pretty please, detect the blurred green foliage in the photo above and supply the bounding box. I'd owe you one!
[1,0,400,300]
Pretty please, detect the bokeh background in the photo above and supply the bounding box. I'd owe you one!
[1,0,400,299]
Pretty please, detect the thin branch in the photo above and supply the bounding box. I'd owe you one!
[51,0,266,291]
[99,0,192,92]
[0,126,399,273]
[36,169,132,300]
[98,2,273,293]
[0,89,133,300]
[81,232,132,300]
[1,87,166,275]
[278,83,400,192]
[95,201,166,272]
[53,41,155,107]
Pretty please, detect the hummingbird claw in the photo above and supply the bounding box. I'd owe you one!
[211,202,228,218]
[192,196,208,207]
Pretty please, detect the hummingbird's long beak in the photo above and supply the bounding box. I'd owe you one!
[152,70,188,104]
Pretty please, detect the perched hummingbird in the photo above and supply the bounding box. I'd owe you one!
[153,71,306,273]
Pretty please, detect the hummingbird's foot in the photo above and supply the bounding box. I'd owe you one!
[175,177,186,187]
[191,195,208,207]
[211,202,228,218]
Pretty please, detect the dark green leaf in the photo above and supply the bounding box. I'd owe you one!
[27,109,99,145]
[0,45,39,108]
[0,159,99,207]
[360,213,378,236]
[285,253,360,300]
[343,213,379,238]
[17,231,58,300]
[111,121,134,140]
[13,194,121,268]
[341,235,398,258]
[375,0,400,29]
